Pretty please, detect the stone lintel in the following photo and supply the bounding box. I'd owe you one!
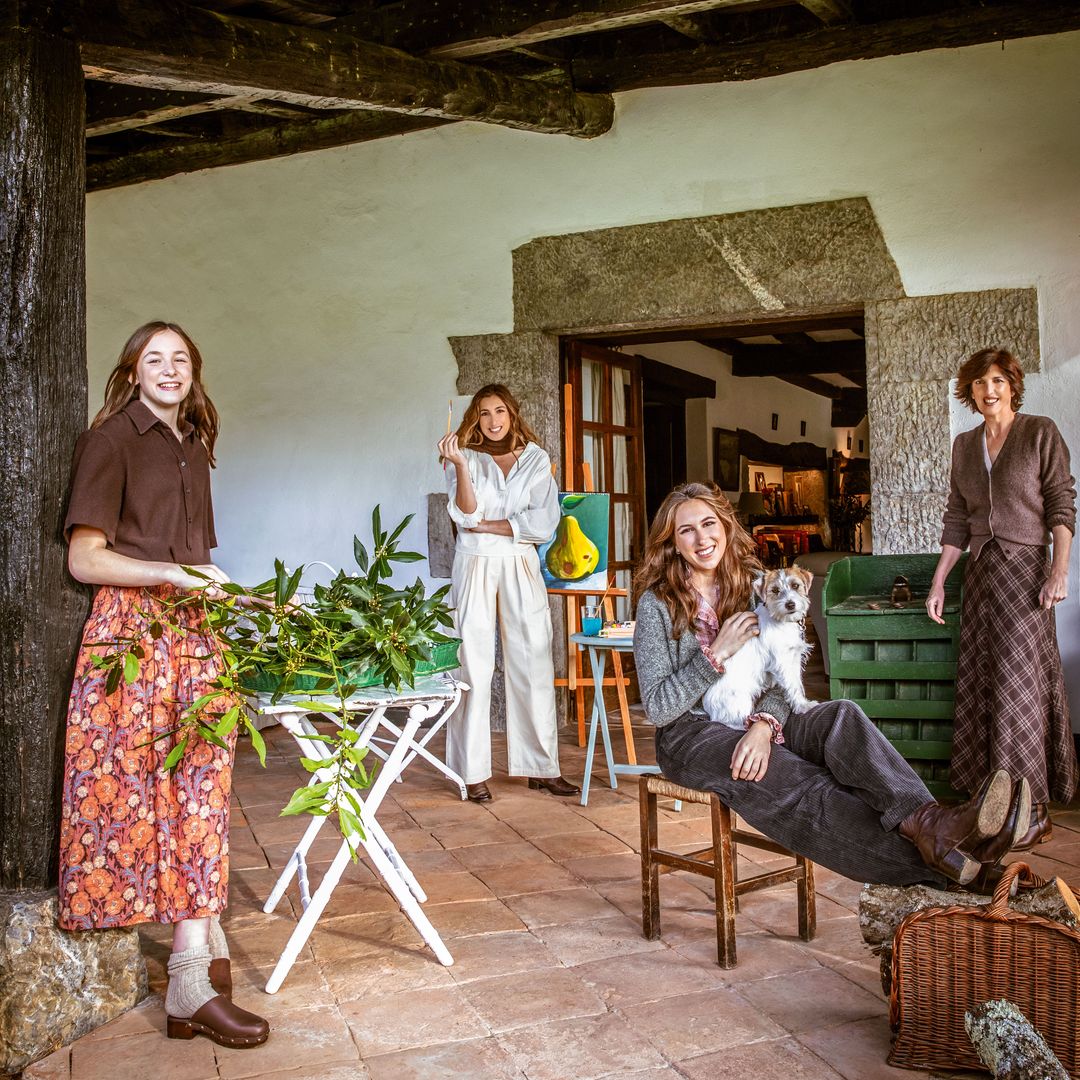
[512,197,904,333]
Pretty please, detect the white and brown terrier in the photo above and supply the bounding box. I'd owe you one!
[703,566,816,730]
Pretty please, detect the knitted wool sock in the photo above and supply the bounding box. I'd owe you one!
[208,914,230,960]
[165,945,216,1019]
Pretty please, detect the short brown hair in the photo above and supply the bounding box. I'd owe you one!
[954,348,1025,413]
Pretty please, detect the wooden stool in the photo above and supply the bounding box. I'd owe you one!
[639,775,816,968]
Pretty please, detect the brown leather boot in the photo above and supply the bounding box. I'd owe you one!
[465,781,493,802]
[527,776,581,797]
[167,995,270,1049]
[1013,802,1053,850]
[968,777,1032,868]
[898,769,1012,884]
[209,957,232,999]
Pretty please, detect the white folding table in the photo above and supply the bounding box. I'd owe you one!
[250,672,466,992]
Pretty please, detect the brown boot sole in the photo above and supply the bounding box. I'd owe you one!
[968,769,1013,844]
[167,1016,269,1049]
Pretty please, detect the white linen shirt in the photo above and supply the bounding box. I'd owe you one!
[446,443,560,556]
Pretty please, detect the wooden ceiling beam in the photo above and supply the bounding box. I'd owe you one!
[796,0,850,25]
[86,93,259,137]
[86,110,449,192]
[777,373,842,398]
[67,0,613,138]
[574,1,1080,91]
[730,340,864,376]
[428,0,765,59]
[583,311,864,346]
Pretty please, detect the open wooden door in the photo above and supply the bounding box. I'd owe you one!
[563,341,647,619]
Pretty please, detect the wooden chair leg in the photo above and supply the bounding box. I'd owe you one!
[797,855,817,941]
[640,778,660,940]
[710,794,737,968]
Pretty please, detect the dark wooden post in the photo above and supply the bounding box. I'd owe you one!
[0,16,88,894]
[1,22,145,1075]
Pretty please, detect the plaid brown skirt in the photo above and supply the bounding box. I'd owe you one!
[951,541,1077,804]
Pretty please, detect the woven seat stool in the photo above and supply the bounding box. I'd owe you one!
[639,774,816,968]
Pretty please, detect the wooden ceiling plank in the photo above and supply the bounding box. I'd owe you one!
[86,93,258,137]
[85,110,451,191]
[575,1,1080,91]
[428,0,766,59]
[70,0,613,138]
[729,340,864,376]
[776,373,842,398]
[796,0,850,25]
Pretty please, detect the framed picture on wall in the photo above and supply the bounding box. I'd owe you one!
[754,471,767,492]
[712,428,739,490]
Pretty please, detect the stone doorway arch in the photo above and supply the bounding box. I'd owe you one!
[438,196,1039,723]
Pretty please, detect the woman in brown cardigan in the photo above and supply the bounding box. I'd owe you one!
[927,347,1077,848]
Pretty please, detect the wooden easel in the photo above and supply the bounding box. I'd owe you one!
[551,384,637,764]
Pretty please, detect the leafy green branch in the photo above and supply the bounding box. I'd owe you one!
[83,507,457,850]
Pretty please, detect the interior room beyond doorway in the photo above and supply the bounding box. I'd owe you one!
[561,312,872,603]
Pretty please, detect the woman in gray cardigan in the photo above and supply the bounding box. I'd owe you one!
[634,482,1025,888]
[927,348,1077,848]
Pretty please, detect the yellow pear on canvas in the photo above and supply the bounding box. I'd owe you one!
[546,515,600,580]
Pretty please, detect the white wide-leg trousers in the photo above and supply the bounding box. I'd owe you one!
[446,551,561,784]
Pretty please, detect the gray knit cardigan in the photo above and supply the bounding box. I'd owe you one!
[633,589,792,729]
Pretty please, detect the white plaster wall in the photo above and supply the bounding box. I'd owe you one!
[86,31,1080,718]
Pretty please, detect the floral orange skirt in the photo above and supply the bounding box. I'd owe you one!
[58,585,236,930]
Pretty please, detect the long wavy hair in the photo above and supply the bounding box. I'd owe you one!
[91,321,220,466]
[632,481,761,639]
[456,384,539,452]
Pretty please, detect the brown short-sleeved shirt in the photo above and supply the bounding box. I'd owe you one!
[65,400,217,564]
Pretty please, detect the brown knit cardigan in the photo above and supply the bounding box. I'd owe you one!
[941,412,1076,559]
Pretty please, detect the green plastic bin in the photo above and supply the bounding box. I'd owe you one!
[822,553,967,798]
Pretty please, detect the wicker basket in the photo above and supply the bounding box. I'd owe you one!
[888,862,1080,1073]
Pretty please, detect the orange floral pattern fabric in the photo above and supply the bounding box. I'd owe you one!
[59,585,236,930]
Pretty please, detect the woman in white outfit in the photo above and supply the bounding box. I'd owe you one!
[437,384,580,803]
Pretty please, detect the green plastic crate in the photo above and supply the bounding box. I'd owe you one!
[823,553,967,798]
[242,638,461,694]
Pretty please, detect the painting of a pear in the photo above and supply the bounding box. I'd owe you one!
[538,492,610,592]
[545,515,600,580]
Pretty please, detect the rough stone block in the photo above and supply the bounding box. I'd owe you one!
[866,288,1040,383]
[872,493,948,556]
[0,889,147,1074]
[426,492,454,579]
[512,198,903,333]
[867,379,952,494]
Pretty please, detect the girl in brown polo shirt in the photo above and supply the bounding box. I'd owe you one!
[60,322,269,1050]
[927,347,1077,850]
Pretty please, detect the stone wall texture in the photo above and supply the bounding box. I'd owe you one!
[512,197,905,333]
[865,288,1041,553]
[0,890,146,1073]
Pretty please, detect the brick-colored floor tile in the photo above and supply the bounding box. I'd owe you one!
[216,1005,363,1080]
[365,1036,526,1080]
[309,910,427,960]
[677,1036,844,1079]
[673,929,825,980]
[560,852,643,885]
[429,818,521,848]
[497,1012,667,1080]
[473,860,581,897]
[738,966,886,1035]
[421,898,527,938]
[621,986,785,1059]
[461,969,605,1033]
[452,841,553,871]
[21,1047,71,1079]
[412,870,495,904]
[71,1030,218,1080]
[532,829,632,860]
[80,993,165,1041]
[503,886,622,928]
[797,1016,916,1080]
[535,914,666,965]
[322,945,456,1001]
[573,948,728,1008]
[390,848,466,876]
[340,985,489,1056]
[444,930,561,983]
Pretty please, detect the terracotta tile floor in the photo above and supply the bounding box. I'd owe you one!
[26,643,1080,1080]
